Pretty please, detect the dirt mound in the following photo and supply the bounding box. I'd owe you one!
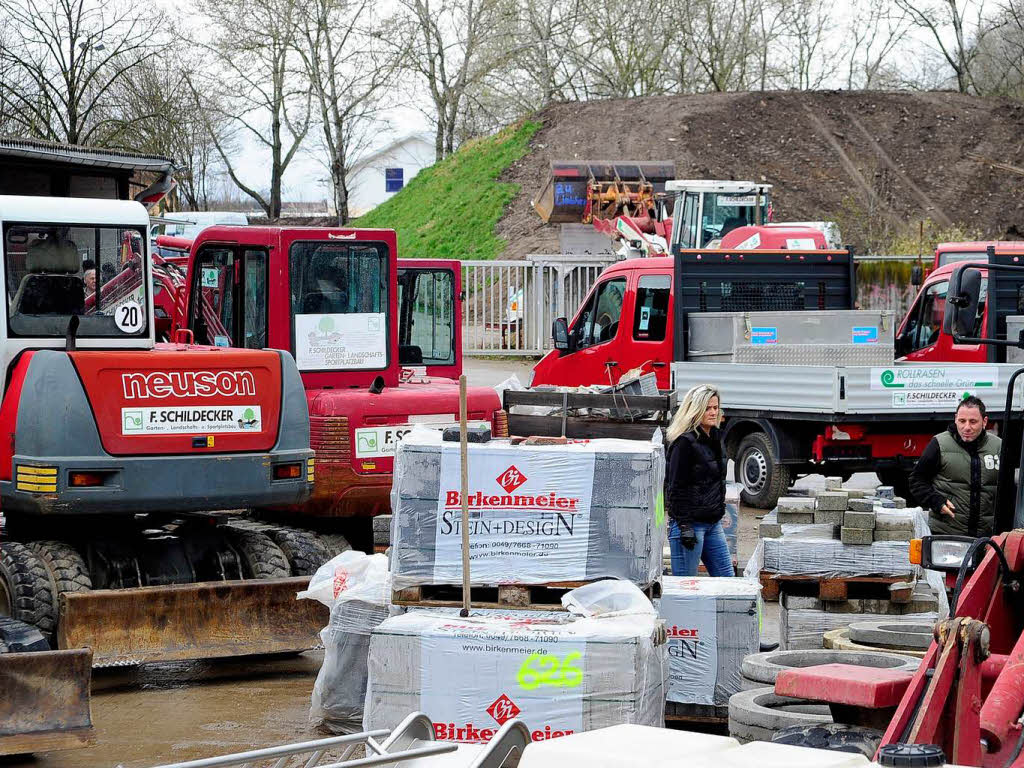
[497,90,1024,257]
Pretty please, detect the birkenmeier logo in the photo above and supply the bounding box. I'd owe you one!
[122,370,257,399]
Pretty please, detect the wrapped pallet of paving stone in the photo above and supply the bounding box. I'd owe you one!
[390,427,665,590]
[757,509,837,541]
[298,550,394,733]
[657,577,761,706]
[779,587,940,650]
[363,583,668,742]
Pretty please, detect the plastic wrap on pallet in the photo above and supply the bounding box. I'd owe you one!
[779,590,940,650]
[657,577,761,706]
[363,594,667,743]
[389,428,665,590]
[298,551,393,733]
[722,484,740,556]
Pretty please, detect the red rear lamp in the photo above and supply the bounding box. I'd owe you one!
[274,463,302,480]
[69,472,104,487]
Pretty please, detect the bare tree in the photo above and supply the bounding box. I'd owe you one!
[893,0,999,93]
[678,0,762,92]
[971,0,1024,97]
[397,0,506,158]
[188,0,311,219]
[0,0,163,145]
[575,0,671,99]
[298,0,400,224]
[773,0,839,89]
[842,0,911,89]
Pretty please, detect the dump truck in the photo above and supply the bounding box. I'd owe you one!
[0,196,326,752]
[172,226,505,550]
[528,242,1024,509]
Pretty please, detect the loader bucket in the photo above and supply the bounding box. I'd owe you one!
[0,647,94,755]
[58,577,328,667]
[532,161,676,223]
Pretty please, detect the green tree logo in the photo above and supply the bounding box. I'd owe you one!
[243,408,255,421]
[318,316,335,333]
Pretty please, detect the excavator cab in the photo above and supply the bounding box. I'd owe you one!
[667,180,773,250]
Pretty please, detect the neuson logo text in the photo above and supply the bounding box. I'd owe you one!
[122,370,256,399]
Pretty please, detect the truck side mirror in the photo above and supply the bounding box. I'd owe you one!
[552,317,572,351]
[943,266,982,341]
[911,265,923,287]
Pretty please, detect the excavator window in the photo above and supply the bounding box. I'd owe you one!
[188,246,268,349]
[397,268,455,366]
[3,222,148,338]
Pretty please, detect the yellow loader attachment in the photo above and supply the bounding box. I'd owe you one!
[532,161,676,224]
[0,647,94,756]
[58,576,327,667]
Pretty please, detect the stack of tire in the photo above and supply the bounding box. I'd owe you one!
[729,649,921,756]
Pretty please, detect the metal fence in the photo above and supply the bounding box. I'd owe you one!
[461,254,616,355]
[460,253,922,356]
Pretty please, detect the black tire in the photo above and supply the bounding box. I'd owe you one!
[319,533,352,557]
[0,541,56,640]
[772,724,883,759]
[0,616,50,653]
[735,431,791,509]
[876,468,914,504]
[227,530,290,579]
[266,527,331,576]
[27,540,92,616]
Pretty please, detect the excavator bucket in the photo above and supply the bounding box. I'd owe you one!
[0,647,94,755]
[58,577,328,667]
[532,161,676,224]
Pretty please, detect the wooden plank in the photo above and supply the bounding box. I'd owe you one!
[507,414,665,440]
[503,390,675,411]
[818,578,850,602]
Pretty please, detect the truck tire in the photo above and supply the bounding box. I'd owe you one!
[876,469,914,504]
[319,534,352,557]
[736,432,791,509]
[227,531,291,580]
[0,541,56,640]
[27,540,92,615]
[772,724,883,759]
[267,527,331,576]
[0,616,50,653]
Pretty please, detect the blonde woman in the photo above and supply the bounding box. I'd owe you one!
[665,384,732,576]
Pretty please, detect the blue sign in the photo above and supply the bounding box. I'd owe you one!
[750,327,778,344]
[852,326,879,344]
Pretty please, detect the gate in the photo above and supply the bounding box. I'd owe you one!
[461,254,616,355]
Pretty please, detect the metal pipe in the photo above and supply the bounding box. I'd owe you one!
[149,731,391,768]
[319,743,459,768]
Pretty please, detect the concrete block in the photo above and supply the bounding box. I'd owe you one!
[847,498,877,513]
[824,477,843,491]
[813,509,844,526]
[876,485,895,499]
[893,497,907,509]
[777,511,815,525]
[874,511,916,532]
[874,530,913,542]
[843,488,870,499]
[843,510,877,530]
[777,496,815,514]
[874,499,897,509]
[815,491,849,512]
[759,520,783,539]
[841,526,874,545]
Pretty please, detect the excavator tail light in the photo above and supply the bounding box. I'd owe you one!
[273,463,303,480]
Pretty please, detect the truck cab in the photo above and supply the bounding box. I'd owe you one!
[895,262,989,364]
[933,241,1024,270]
[179,227,503,527]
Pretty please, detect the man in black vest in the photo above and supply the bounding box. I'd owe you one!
[909,396,1001,537]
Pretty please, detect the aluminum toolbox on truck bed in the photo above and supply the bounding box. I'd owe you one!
[672,361,1024,418]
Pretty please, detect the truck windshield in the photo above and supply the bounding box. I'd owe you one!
[3,222,148,338]
[289,241,388,371]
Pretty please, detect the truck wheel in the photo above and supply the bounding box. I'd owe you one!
[0,542,56,640]
[27,541,92,616]
[319,534,352,557]
[0,616,50,653]
[736,432,791,509]
[876,469,914,503]
[227,531,290,580]
[267,527,331,576]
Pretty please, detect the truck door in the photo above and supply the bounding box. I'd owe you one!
[397,262,460,379]
[187,246,269,350]
[563,275,628,385]
[630,273,673,388]
[895,277,987,363]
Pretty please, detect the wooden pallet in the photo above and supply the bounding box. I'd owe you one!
[758,571,914,603]
[664,701,729,727]
[392,581,661,611]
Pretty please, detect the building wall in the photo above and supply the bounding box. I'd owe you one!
[347,137,435,216]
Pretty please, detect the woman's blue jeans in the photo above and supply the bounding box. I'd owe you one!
[668,519,734,576]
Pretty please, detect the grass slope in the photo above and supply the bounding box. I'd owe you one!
[352,121,541,260]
